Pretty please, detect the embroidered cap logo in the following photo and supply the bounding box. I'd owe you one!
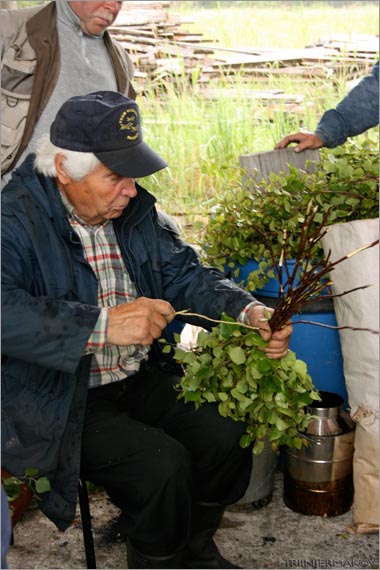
[119,108,139,141]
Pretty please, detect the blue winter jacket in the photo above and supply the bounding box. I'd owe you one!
[315,60,379,148]
[1,155,256,530]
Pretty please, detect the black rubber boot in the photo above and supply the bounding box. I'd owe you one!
[126,538,183,569]
[183,503,242,569]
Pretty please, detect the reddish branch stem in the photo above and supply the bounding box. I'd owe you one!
[263,201,379,334]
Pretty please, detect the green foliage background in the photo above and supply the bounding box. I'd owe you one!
[202,138,379,290]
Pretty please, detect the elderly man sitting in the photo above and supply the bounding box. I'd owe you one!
[1,91,292,569]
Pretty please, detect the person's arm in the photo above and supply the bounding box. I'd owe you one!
[153,212,292,359]
[315,61,379,148]
[275,61,379,151]
[2,226,174,373]
[1,202,101,372]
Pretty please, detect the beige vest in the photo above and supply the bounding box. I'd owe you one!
[1,4,45,173]
[1,2,135,174]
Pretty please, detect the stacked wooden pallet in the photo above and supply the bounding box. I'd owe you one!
[110,1,378,109]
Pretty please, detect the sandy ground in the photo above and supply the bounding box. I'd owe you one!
[6,471,379,570]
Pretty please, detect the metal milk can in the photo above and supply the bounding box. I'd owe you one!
[283,391,356,516]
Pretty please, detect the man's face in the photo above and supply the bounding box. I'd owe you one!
[68,1,122,36]
[56,160,137,225]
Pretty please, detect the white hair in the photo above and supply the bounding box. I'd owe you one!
[34,134,101,181]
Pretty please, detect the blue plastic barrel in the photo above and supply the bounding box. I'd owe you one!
[234,258,297,296]
[289,301,347,408]
[227,260,349,409]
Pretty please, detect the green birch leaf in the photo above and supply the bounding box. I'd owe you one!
[213,346,224,358]
[182,352,198,364]
[275,417,289,431]
[203,392,216,403]
[24,467,38,477]
[236,381,248,394]
[310,390,321,401]
[221,373,234,388]
[218,392,228,401]
[240,434,253,449]
[218,401,229,417]
[228,346,246,365]
[183,389,201,402]
[293,359,307,379]
[253,439,265,455]
[230,388,246,401]
[35,477,51,494]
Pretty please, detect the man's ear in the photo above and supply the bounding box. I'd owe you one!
[55,154,71,185]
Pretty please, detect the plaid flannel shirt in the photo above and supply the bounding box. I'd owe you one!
[63,197,259,388]
[63,198,149,388]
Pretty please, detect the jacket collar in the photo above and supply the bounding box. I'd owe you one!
[113,182,157,230]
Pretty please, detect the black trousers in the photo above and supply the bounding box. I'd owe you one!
[80,360,252,555]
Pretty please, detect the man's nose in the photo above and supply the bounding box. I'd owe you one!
[120,178,137,197]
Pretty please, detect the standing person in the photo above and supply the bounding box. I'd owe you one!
[274,60,379,152]
[1,0,135,179]
[2,91,293,569]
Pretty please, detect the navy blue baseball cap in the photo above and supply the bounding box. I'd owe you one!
[50,91,167,178]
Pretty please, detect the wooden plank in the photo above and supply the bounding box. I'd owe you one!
[118,1,170,9]
[317,33,379,53]
[180,44,339,60]
[110,26,156,37]
[114,10,167,26]
[208,65,327,77]
[109,7,378,93]
[239,149,321,184]
[211,54,328,68]
[112,35,159,47]
[156,44,196,58]
[172,35,214,43]
[153,57,186,75]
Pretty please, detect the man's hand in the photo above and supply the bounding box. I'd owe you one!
[107,297,175,346]
[274,131,324,152]
[247,305,292,359]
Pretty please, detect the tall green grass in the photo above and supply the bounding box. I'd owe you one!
[138,3,378,237]
[141,80,336,212]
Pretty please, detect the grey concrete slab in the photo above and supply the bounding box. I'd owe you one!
[6,472,379,569]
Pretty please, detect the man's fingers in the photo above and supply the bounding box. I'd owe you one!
[106,297,176,346]
[162,309,176,324]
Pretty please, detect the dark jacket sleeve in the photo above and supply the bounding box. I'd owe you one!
[1,200,100,374]
[153,212,259,328]
[315,61,379,148]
